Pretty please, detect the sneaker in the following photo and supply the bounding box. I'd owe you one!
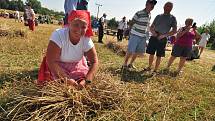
[128,64,137,70]
[143,67,151,71]
[172,70,183,77]
[197,55,200,59]
[151,70,159,76]
[121,65,128,70]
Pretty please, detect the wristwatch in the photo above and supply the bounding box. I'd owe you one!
[85,80,92,84]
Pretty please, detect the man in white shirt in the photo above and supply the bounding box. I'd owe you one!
[117,16,127,41]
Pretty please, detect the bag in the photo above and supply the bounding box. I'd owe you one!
[186,45,199,60]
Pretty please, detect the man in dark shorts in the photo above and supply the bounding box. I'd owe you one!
[145,2,177,73]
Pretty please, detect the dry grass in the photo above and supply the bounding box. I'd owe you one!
[0,72,127,120]
[1,18,215,120]
[106,41,127,56]
[0,24,28,37]
[212,65,215,71]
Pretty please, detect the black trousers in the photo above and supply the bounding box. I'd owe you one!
[98,27,104,43]
[117,29,124,41]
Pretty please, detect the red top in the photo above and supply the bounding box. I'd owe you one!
[175,28,195,47]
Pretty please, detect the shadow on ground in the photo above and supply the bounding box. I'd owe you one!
[106,67,154,83]
[0,69,38,86]
[212,65,215,72]
[106,66,182,83]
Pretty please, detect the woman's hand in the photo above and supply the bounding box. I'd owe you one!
[85,73,93,82]
[85,46,98,82]
[67,79,78,87]
[78,80,86,89]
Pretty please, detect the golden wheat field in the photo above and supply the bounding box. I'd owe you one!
[0,17,215,121]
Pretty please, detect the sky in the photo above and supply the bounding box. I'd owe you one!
[37,0,215,26]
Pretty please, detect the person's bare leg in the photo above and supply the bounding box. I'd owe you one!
[154,57,161,71]
[177,57,186,72]
[167,56,176,68]
[148,54,154,69]
[199,47,204,57]
[129,54,138,65]
[123,52,132,66]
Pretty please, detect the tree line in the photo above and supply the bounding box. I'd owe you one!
[0,0,64,19]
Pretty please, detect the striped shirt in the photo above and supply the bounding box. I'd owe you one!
[130,9,151,37]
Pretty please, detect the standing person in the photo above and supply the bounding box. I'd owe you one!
[26,5,35,31]
[92,18,99,35]
[77,0,89,10]
[122,0,157,69]
[117,16,127,42]
[64,0,78,25]
[20,16,24,23]
[98,13,107,43]
[23,6,28,26]
[165,18,201,75]
[145,2,177,73]
[198,28,210,58]
[14,10,20,22]
[64,0,89,25]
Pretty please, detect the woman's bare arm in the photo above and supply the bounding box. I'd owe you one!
[46,41,70,79]
[84,46,99,81]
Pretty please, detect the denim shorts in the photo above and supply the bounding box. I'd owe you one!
[127,34,147,54]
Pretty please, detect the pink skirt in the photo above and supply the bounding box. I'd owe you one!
[37,56,89,85]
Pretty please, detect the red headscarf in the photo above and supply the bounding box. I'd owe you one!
[67,10,93,37]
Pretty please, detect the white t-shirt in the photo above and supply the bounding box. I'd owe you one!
[117,20,127,30]
[50,28,94,62]
[100,16,107,26]
[199,33,210,47]
[100,17,105,23]
[15,11,19,18]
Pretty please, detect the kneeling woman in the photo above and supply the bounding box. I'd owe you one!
[37,10,98,88]
[166,18,200,75]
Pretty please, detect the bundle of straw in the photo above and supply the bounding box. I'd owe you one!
[1,77,127,120]
[106,41,127,56]
[0,25,28,37]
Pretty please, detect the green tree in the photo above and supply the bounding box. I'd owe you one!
[91,15,97,21]
[16,0,25,11]
[107,17,118,30]
[0,0,24,11]
[199,20,215,49]
[207,20,215,43]
[0,0,9,9]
